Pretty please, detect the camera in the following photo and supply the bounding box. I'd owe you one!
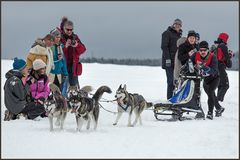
[71,39,76,45]
[71,35,76,45]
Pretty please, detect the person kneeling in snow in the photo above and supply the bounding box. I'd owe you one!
[4,58,46,121]
[26,59,51,120]
[190,41,225,120]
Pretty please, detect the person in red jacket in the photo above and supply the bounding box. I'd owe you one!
[213,33,232,102]
[60,17,86,88]
[190,41,225,120]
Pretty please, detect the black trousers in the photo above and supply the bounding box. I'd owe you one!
[67,67,79,87]
[203,76,222,113]
[53,74,62,91]
[21,102,46,119]
[165,67,174,99]
[217,63,229,102]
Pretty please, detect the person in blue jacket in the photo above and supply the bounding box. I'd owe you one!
[49,28,68,97]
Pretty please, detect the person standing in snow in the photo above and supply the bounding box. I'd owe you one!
[161,18,183,99]
[60,17,86,88]
[4,58,46,121]
[212,33,232,102]
[178,30,198,66]
[190,41,224,120]
[48,28,68,97]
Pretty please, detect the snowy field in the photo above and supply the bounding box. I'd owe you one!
[1,59,239,158]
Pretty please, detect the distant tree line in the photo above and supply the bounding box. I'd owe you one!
[80,57,161,66]
[80,51,239,70]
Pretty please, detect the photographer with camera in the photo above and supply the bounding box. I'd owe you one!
[190,41,224,120]
[60,17,86,88]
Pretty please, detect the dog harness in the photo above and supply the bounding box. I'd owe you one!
[117,94,132,111]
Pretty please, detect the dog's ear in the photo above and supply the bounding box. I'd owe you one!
[123,84,126,91]
[118,84,122,90]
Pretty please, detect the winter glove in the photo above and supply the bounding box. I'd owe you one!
[166,59,171,67]
[228,50,234,58]
[200,66,211,77]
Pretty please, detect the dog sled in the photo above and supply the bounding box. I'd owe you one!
[154,60,205,121]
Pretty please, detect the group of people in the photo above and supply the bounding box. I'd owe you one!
[4,17,233,121]
[4,17,86,121]
[161,18,233,120]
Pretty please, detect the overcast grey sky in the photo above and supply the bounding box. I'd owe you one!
[2,1,239,60]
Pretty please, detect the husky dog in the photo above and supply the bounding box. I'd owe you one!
[67,85,94,112]
[113,84,153,127]
[45,84,68,132]
[69,85,112,131]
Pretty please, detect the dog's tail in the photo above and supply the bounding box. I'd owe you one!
[92,86,112,102]
[49,83,61,94]
[80,85,94,93]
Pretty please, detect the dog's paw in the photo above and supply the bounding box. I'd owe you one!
[113,123,117,126]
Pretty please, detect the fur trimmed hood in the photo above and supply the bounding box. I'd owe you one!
[29,39,48,56]
[177,37,187,47]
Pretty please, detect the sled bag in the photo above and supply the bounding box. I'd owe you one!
[76,62,82,76]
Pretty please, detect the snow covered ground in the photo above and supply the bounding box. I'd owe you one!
[1,59,239,158]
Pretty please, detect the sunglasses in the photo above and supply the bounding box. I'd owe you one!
[200,49,208,52]
[66,28,73,31]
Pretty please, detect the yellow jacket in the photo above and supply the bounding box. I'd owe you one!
[26,38,54,75]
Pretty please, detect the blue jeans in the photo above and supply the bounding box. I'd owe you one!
[165,67,174,99]
[61,76,68,98]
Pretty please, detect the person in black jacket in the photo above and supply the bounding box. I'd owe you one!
[178,30,197,66]
[213,33,232,102]
[190,41,225,120]
[4,58,46,121]
[161,18,182,99]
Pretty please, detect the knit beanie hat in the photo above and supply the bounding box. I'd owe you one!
[199,41,209,49]
[187,30,196,38]
[13,57,26,70]
[173,18,182,26]
[33,59,46,70]
[218,32,229,44]
[50,28,61,38]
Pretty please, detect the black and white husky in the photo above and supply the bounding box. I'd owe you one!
[113,84,153,127]
[45,88,68,132]
[68,85,112,131]
[67,85,93,112]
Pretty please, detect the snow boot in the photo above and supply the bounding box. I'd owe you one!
[195,112,205,119]
[215,107,225,117]
[206,111,213,120]
[4,110,14,121]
